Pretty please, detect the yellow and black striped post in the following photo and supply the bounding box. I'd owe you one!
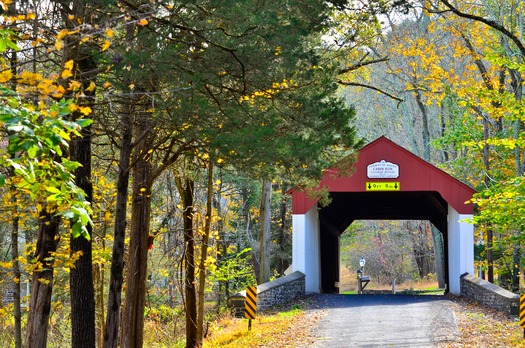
[520,294,525,338]
[245,286,257,331]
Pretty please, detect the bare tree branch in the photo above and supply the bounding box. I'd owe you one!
[339,55,389,75]
[338,80,404,105]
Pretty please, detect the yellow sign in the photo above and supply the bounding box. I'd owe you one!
[245,286,257,320]
[366,182,400,191]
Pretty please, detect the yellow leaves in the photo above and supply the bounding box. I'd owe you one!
[61,67,72,79]
[138,18,149,26]
[68,80,81,91]
[64,59,74,71]
[106,28,114,37]
[86,81,96,92]
[57,29,70,40]
[32,37,45,47]
[38,278,51,285]
[0,69,13,83]
[101,39,111,52]
[0,261,13,269]
[240,79,297,105]
[61,59,75,78]
[79,106,92,116]
[70,104,92,115]
[51,85,66,99]
[0,0,13,11]
[55,39,64,51]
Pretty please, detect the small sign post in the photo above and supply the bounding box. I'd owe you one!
[245,286,257,331]
[520,294,525,338]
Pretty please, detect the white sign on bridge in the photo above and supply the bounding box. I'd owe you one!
[367,160,399,178]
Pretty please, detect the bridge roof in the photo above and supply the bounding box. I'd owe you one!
[291,136,476,216]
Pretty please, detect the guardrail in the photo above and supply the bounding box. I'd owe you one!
[229,271,305,317]
[460,273,519,315]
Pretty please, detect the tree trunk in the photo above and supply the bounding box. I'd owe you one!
[414,90,431,162]
[121,139,153,348]
[11,191,22,348]
[103,103,133,348]
[242,183,259,282]
[430,224,446,288]
[176,177,198,348]
[482,115,494,283]
[197,164,213,344]
[276,183,289,275]
[215,171,227,307]
[70,122,96,348]
[258,179,272,284]
[25,213,61,348]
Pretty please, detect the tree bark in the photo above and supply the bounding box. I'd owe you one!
[68,41,97,347]
[10,190,22,348]
[430,225,446,288]
[258,179,272,284]
[176,177,198,348]
[103,105,133,348]
[25,213,61,348]
[414,90,431,162]
[121,137,153,348]
[197,164,213,344]
[70,122,96,348]
[276,183,289,275]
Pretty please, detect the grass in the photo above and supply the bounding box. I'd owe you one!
[203,306,308,347]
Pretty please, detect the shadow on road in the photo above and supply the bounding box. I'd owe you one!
[310,293,448,310]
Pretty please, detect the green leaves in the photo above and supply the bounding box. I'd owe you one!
[0,84,93,240]
[0,29,19,53]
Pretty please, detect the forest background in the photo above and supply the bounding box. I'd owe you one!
[0,0,525,348]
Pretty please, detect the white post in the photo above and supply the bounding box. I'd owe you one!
[292,206,321,293]
[447,205,474,294]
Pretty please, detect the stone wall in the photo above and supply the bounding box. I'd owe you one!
[229,271,305,316]
[460,273,519,315]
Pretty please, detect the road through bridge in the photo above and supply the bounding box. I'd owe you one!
[310,294,458,347]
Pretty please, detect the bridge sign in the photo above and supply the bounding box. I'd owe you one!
[367,160,399,178]
[366,182,400,191]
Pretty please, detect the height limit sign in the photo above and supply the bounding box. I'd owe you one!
[245,286,257,330]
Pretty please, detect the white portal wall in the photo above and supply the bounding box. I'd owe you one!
[292,203,474,294]
[292,206,321,293]
[447,205,474,294]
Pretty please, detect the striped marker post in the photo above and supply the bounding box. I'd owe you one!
[520,294,525,338]
[245,286,257,331]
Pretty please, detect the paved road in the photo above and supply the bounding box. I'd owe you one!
[310,294,458,348]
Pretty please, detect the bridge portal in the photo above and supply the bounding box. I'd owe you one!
[290,137,475,294]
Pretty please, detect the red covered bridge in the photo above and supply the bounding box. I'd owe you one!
[289,136,476,294]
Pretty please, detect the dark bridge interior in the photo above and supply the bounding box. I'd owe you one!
[319,191,449,293]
